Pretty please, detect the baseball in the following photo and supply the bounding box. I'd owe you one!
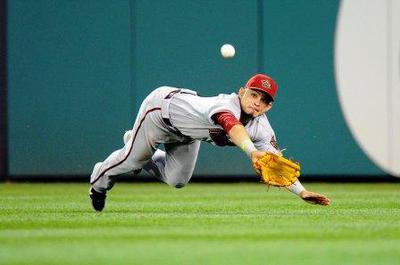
[220,44,235,58]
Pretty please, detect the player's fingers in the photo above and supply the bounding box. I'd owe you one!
[303,195,331,206]
[320,197,331,205]
[316,196,330,206]
[252,161,260,173]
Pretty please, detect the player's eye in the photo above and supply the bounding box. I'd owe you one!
[261,98,270,104]
[261,94,273,105]
[250,92,258,98]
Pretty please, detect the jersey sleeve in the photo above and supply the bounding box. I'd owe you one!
[207,93,241,124]
[212,112,242,133]
[254,135,280,154]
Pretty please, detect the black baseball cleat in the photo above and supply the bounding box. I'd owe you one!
[89,187,106,212]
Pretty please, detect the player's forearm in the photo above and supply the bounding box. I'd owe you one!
[212,112,258,157]
[227,124,257,156]
[227,124,250,144]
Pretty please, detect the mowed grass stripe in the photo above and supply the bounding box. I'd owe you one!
[0,183,399,265]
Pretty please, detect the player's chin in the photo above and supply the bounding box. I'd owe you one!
[250,111,263,117]
[244,108,259,117]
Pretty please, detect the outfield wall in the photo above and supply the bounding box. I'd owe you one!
[5,0,399,179]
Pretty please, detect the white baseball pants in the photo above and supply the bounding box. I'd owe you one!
[90,87,201,193]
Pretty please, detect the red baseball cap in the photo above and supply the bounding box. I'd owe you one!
[245,74,278,101]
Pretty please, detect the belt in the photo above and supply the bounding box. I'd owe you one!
[162,89,180,129]
[161,88,196,139]
[162,117,188,138]
[162,117,173,127]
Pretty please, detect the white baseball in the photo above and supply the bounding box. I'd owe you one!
[220,44,235,58]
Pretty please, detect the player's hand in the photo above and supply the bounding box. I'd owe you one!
[250,151,267,175]
[250,150,267,163]
[299,191,331,206]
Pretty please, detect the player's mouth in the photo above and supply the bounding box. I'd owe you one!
[249,106,260,113]
[246,107,259,117]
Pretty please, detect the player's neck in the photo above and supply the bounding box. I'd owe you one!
[240,110,252,126]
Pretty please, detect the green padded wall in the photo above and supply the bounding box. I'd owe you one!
[133,0,259,175]
[263,0,382,175]
[7,0,385,177]
[8,0,132,175]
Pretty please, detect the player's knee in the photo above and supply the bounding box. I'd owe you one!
[174,183,185,189]
[167,179,187,189]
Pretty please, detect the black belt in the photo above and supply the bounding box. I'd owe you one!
[162,117,189,139]
[163,117,173,127]
[163,90,179,128]
[162,89,193,140]
[163,89,181,130]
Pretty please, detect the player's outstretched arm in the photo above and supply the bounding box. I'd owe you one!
[227,124,265,157]
[212,113,267,173]
[227,123,331,206]
[224,123,267,174]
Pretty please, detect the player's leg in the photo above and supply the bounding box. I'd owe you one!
[142,149,167,182]
[89,91,171,212]
[125,129,167,182]
[123,130,132,145]
[89,112,164,211]
[141,141,201,187]
[124,128,161,176]
[122,129,143,175]
[123,119,198,187]
[90,87,168,194]
[90,111,161,193]
[89,86,181,211]
[90,147,155,212]
[162,140,201,188]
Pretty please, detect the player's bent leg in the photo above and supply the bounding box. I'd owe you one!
[89,87,176,211]
[89,136,151,211]
[123,130,133,145]
[89,162,110,212]
[89,146,134,193]
[89,149,130,212]
[143,149,167,182]
[89,186,106,212]
[90,162,116,192]
[90,108,163,191]
[163,140,201,188]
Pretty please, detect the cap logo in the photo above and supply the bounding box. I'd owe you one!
[261,79,272,89]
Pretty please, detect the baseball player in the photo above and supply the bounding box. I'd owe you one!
[89,74,330,211]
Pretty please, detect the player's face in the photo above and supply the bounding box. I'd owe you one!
[239,88,273,117]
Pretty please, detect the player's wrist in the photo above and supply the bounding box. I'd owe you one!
[287,180,306,196]
[239,139,257,157]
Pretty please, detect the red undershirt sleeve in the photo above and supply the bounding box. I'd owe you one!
[212,112,242,133]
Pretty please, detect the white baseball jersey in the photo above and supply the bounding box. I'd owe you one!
[90,86,280,192]
[167,90,279,154]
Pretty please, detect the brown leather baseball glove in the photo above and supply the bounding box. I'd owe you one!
[254,153,301,187]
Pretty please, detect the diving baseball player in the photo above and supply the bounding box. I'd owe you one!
[89,74,331,211]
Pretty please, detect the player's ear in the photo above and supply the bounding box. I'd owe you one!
[239,87,245,97]
[265,103,273,112]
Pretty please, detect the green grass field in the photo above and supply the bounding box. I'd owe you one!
[0,182,399,265]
